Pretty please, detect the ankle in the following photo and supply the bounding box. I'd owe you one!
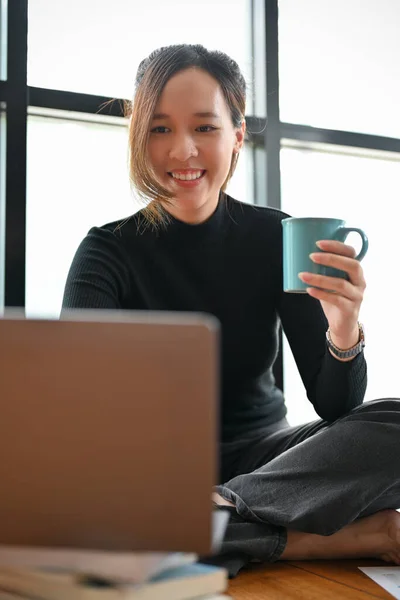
[212,492,235,508]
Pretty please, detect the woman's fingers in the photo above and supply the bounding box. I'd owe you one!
[316,239,356,258]
[298,272,363,302]
[310,251,366,289]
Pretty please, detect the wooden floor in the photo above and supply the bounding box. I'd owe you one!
[228,559,395,599]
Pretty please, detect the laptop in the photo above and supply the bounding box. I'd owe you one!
[0,310,223,578]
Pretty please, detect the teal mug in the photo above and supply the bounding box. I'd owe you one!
[282,217,369,293]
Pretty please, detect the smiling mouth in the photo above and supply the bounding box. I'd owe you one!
[168,170,206,181]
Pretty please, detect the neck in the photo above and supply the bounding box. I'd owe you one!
[161,194,220,225]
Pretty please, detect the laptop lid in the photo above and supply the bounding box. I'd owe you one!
[0,311,219,556]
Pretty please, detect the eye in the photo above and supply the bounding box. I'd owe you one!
[150,126,170,134]
[196,125,217,133]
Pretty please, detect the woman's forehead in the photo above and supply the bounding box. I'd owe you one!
[154,69,227,117]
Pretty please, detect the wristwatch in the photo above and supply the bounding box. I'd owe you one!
[326,322,365,359]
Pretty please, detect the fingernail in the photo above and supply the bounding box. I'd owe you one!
[309,253,318,261]
[316,241,323,249]
[298,272,308,281]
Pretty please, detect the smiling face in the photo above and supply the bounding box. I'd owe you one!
[147,68,245,224]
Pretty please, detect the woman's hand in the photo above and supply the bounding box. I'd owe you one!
[298,239,366,350]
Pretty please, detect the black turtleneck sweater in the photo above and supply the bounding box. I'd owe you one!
[62,194,367,441]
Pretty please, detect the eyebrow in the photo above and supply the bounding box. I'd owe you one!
[152,111,220,120]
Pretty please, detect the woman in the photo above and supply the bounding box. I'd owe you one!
[63,44,400,575]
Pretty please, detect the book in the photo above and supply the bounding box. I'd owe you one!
[0,548,197,585]
[0,593,231,600]
[0,563,228,600]
[0,510,228,584]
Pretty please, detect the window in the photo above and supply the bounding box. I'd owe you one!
[25,112,253,318]
[279,0,400,138]
[25,0,255,317]
[26,114,134,318]
[28,0,253,104]
[7,1,400,429]
[280,143,400,424]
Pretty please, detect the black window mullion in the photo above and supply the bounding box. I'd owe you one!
[264,0,281,210]
[6,0,28,308]
[281,122,400,154]
[0,2,7,310]
[0,109,5,311]
[29,87,125,117]
[0,80,6,100]
[262,0,284,392]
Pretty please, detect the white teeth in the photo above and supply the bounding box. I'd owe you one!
[171,170,203,181]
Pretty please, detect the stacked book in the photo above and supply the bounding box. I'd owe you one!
[0,551,231,600]
[0,508,233,599]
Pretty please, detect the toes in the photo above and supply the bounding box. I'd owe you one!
[380,553,392,563]
[381,552,400,565]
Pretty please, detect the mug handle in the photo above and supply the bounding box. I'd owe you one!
[334,227,369,261]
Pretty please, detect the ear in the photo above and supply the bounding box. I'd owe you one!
[234,120,246,153]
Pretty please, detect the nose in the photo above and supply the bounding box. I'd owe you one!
[168,133,198,162]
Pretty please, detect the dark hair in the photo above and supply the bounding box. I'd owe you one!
[125,44,247,227]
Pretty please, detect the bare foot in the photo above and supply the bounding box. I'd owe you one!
[212,492,235,508]
[211,493,400,565]
[281,509,400,565]
[380,510,400,565]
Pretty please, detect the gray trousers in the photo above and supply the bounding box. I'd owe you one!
[213,398,400,573]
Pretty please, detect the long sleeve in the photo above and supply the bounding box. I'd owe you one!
[277,288,367,422]
[62,227,132,310]
[60,197,367,439]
